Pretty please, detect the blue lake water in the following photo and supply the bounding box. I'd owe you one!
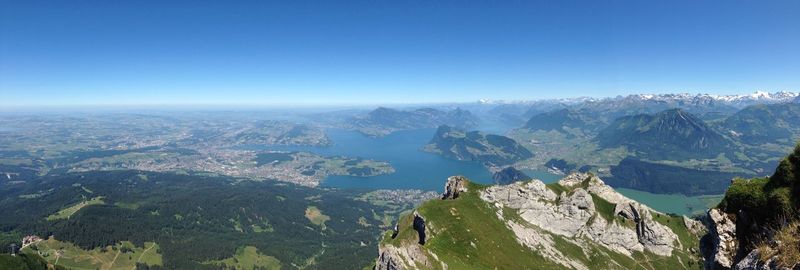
[617,188,722,217]
[243,128,718,216]
[246,128,560,191]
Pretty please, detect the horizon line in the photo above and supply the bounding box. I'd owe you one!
[2,89,797,112]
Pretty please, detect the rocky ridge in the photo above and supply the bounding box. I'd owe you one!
[374,173,703,269]
[481,174,680,260]
[701,144,800,270]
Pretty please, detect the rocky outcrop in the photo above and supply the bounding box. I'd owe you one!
[481,173,679,257]
[684,216,706,235]
[375,173,697,269]
[442,175,467,199]
[731,249,790,270]
[704,208,738,269]
[375,243,433,270]
[375,246,402,270]
[636,210,678,256]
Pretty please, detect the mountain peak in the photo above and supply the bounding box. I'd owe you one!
[597,108,733,159]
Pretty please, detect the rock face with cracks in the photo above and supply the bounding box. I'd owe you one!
[481,173,679,259]
[704,208,738,269]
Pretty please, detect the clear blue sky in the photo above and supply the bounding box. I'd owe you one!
[2,0,799,106]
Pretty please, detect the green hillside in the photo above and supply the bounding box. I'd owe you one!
[597,109,736,160]
[377,178,704,269]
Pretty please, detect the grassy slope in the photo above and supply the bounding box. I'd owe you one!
[382,181,703,269]
[23,237,161,270]
[383,182,563,269]
[46,196,105,220]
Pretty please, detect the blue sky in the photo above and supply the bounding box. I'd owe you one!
[1,1,799,106]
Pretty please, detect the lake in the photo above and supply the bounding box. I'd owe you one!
[617,188,722,217]
[250,128,501,191]
[249,128,720,216]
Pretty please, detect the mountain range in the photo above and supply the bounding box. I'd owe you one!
[597,108,736,160]
[721,103,800,145]
[523,108,604,136]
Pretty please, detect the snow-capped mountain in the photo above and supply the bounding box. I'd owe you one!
[476,91,798,124]
[479,91,798,107]
[607,91,798,107]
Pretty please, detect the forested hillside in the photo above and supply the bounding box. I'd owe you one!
[0,170,403,269]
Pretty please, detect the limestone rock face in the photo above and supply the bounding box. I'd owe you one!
[376,173,690,270]
[442,175,467,199]
[615,202,641,221]
[684,216,706,235]
[636,210,677,256]
[375,246,403,270]
[481,173,679,257]
[731,249,791,270]
[704,208,738,270]
[375,243,433,270]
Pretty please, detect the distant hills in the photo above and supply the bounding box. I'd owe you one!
[503,93,800,195]
[349,107,479,136]
[597,108,736,160]
[424,125,532,167]
[482,91,798,114]
[721,103,800,145]
[349,93,800,196]
[523,108,603,135]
